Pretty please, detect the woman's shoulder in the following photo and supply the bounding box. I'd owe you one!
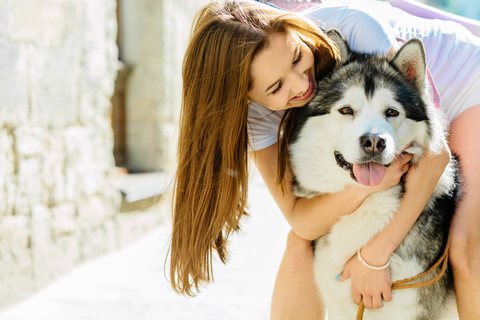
[247,102,285,152]
[248,102,284,118]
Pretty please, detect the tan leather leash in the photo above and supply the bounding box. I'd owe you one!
[355,225,453,320]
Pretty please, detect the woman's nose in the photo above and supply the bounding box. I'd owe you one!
[289,70,309,94]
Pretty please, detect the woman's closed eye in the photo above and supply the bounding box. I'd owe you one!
[271,51,302,95]
[271,81,283,94]
[293,51,303,65]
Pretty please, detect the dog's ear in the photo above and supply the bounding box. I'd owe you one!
[326,29,350,64]
[390,38,427,89]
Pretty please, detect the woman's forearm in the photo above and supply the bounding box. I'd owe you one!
[252,144,371,240]
[280,152,415,241]
[285,185,370,241]
[252,143,412,241]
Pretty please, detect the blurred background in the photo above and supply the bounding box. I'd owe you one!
[0,0,478,319]
[425,0,480,21]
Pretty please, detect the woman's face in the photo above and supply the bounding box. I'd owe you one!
[248,31,317,111]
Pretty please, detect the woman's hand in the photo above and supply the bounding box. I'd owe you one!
[338,252,393,309]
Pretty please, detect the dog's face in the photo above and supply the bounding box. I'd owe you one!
[317,82,426,187]
[289,30,442,196]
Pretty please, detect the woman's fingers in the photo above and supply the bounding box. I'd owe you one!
[372,294,384,309]
[352,292,362,305]
[361,294,385,309]
[383,289,393,302]
[353,293,392,310]
[401,162,410,174]
[363,295,373,309]
[398,152,413,165]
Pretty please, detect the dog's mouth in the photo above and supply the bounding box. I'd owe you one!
[334,151,391,187]
[335,152,353,172]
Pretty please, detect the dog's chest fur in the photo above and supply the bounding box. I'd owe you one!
[315,186,402,270]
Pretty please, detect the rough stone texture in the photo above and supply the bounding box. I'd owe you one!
[0,0,122,309]
[120,0,210,172]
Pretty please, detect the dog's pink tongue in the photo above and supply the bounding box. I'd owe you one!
[353,163,386,186]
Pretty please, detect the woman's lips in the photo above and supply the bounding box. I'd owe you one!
[290,74,314,101]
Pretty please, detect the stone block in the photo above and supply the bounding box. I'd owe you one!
[0,38,29,127]
[0,215,31,260]
[49,234,79,278]
[30,204,55,288]
[82,0,118,98]
[78,196,109,229]
[0,256,35,309]
[51,203,77,237]
[0,0,14,39]
[63,126,108,198]
[15,126,43,157]
[14,157,44,215]
[103,180,123,212]
[41,132,67,204]
[82,0,108,51]
[79,225,108,262]
[29,46,81,128]
[30,204,52,248]
[78,79,105,125]
[8,0,84,49]
[0,130,15,216]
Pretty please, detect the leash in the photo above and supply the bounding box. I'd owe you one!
[355,225,453,320]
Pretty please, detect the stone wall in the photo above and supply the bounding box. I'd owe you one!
[0,0,121,309]
[120,0,210,172]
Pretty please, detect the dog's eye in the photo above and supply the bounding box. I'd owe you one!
[386,108,399,117]
[339,106,353,115]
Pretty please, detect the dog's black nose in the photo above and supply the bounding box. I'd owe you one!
[360,134,386,153]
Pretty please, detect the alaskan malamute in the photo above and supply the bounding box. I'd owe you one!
[289,30,459,319]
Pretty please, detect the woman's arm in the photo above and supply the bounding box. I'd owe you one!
[249,142,412,241]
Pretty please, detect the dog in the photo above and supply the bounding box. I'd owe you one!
[288,29,460,319]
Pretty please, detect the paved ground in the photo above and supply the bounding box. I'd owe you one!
[0,171,291,320]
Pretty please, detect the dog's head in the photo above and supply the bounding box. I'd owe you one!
[289,30,444,196]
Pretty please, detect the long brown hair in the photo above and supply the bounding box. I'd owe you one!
[170,0,339,296]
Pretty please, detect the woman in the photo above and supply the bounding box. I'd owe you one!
[169,0,480,318]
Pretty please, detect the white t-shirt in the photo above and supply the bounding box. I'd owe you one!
[247,0,480,151]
